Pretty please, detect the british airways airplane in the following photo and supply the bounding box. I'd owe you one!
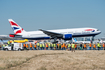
[8,19,101,42]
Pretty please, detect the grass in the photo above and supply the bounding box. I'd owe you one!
[0,50,105,70]
[37,66,47,70]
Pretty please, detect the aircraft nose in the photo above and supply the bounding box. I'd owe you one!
[99,31,101,34]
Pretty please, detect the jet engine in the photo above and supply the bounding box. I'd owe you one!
[63,34,72,40]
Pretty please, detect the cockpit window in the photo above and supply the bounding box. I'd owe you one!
[97,29,99,31]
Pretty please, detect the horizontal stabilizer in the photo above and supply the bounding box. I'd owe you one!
[9,34,22,38]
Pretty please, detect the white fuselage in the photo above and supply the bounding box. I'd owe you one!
[19,28,101,40]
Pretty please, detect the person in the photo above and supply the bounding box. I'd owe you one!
[63,43,65,50]
[3,44,5,50]
[75,43,77,50]
[37,42,40,50]
[68,43,71,51]
[0,45,1,50]
[26,44,28,50]
[61,44,63,50]
[7,41,10,46]
[97,42,101,50]
[39,43,42,50]
[65,44,68,50]
[71,42,75,52]
[48,43,51,50]
[43,43,45,50]
[102,43,105,50]
[34,43,37,50]
[93,44,96,50]
[30,43,32,50]
[54,43,56,50]
[58,43,61,50]
[23,44,26,50]
[80,43,83,50]
[83,43,87,50]
[89,43,92,50]
[57,43,59,50]
[11,40,14,50]
[51,43,54,50]
[46,43,48,50]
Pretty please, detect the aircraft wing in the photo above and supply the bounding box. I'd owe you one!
[39,29,63,38]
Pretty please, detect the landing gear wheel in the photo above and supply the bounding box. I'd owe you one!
[5,48,8,51]
[18,48,21,51]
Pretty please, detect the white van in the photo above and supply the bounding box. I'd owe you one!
[4,43,23,51]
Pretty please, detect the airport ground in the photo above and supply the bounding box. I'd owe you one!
[0,50,105,70]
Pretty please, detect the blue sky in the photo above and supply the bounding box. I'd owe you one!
[0,0,105,39]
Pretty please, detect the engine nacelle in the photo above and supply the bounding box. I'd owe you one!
[63,34,72,40]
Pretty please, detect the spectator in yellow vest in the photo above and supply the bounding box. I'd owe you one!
[58,43,61,50]
[68,43,71,51]
[51,43,54,50]
[71,42,75,52]
[37,42,40,50]
[97,42,101,50]
[43,43,45,50]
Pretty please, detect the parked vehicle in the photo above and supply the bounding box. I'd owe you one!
[4,43,23,51]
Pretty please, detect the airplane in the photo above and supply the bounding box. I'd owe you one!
[8,19,101,43]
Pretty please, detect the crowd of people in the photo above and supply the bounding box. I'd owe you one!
[0,40,105,52]
[23,42,76,52]
[22,42,105,52]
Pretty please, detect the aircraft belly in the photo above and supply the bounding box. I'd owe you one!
[22,37,50,40]
[72,32,98,37]
[23,34,48,38]
[22,34,50,40]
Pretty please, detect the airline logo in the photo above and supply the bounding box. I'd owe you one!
[9,19,23,35]
[9,21,19,26]
[85,29,95,32]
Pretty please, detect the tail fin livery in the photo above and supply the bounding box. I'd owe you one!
[8,19,25,35]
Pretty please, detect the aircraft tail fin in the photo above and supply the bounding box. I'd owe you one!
[8,19,26,35]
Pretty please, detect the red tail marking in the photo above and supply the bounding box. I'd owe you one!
[9,34,15,37]
[9,21,19,26]
[15,30,21,34]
